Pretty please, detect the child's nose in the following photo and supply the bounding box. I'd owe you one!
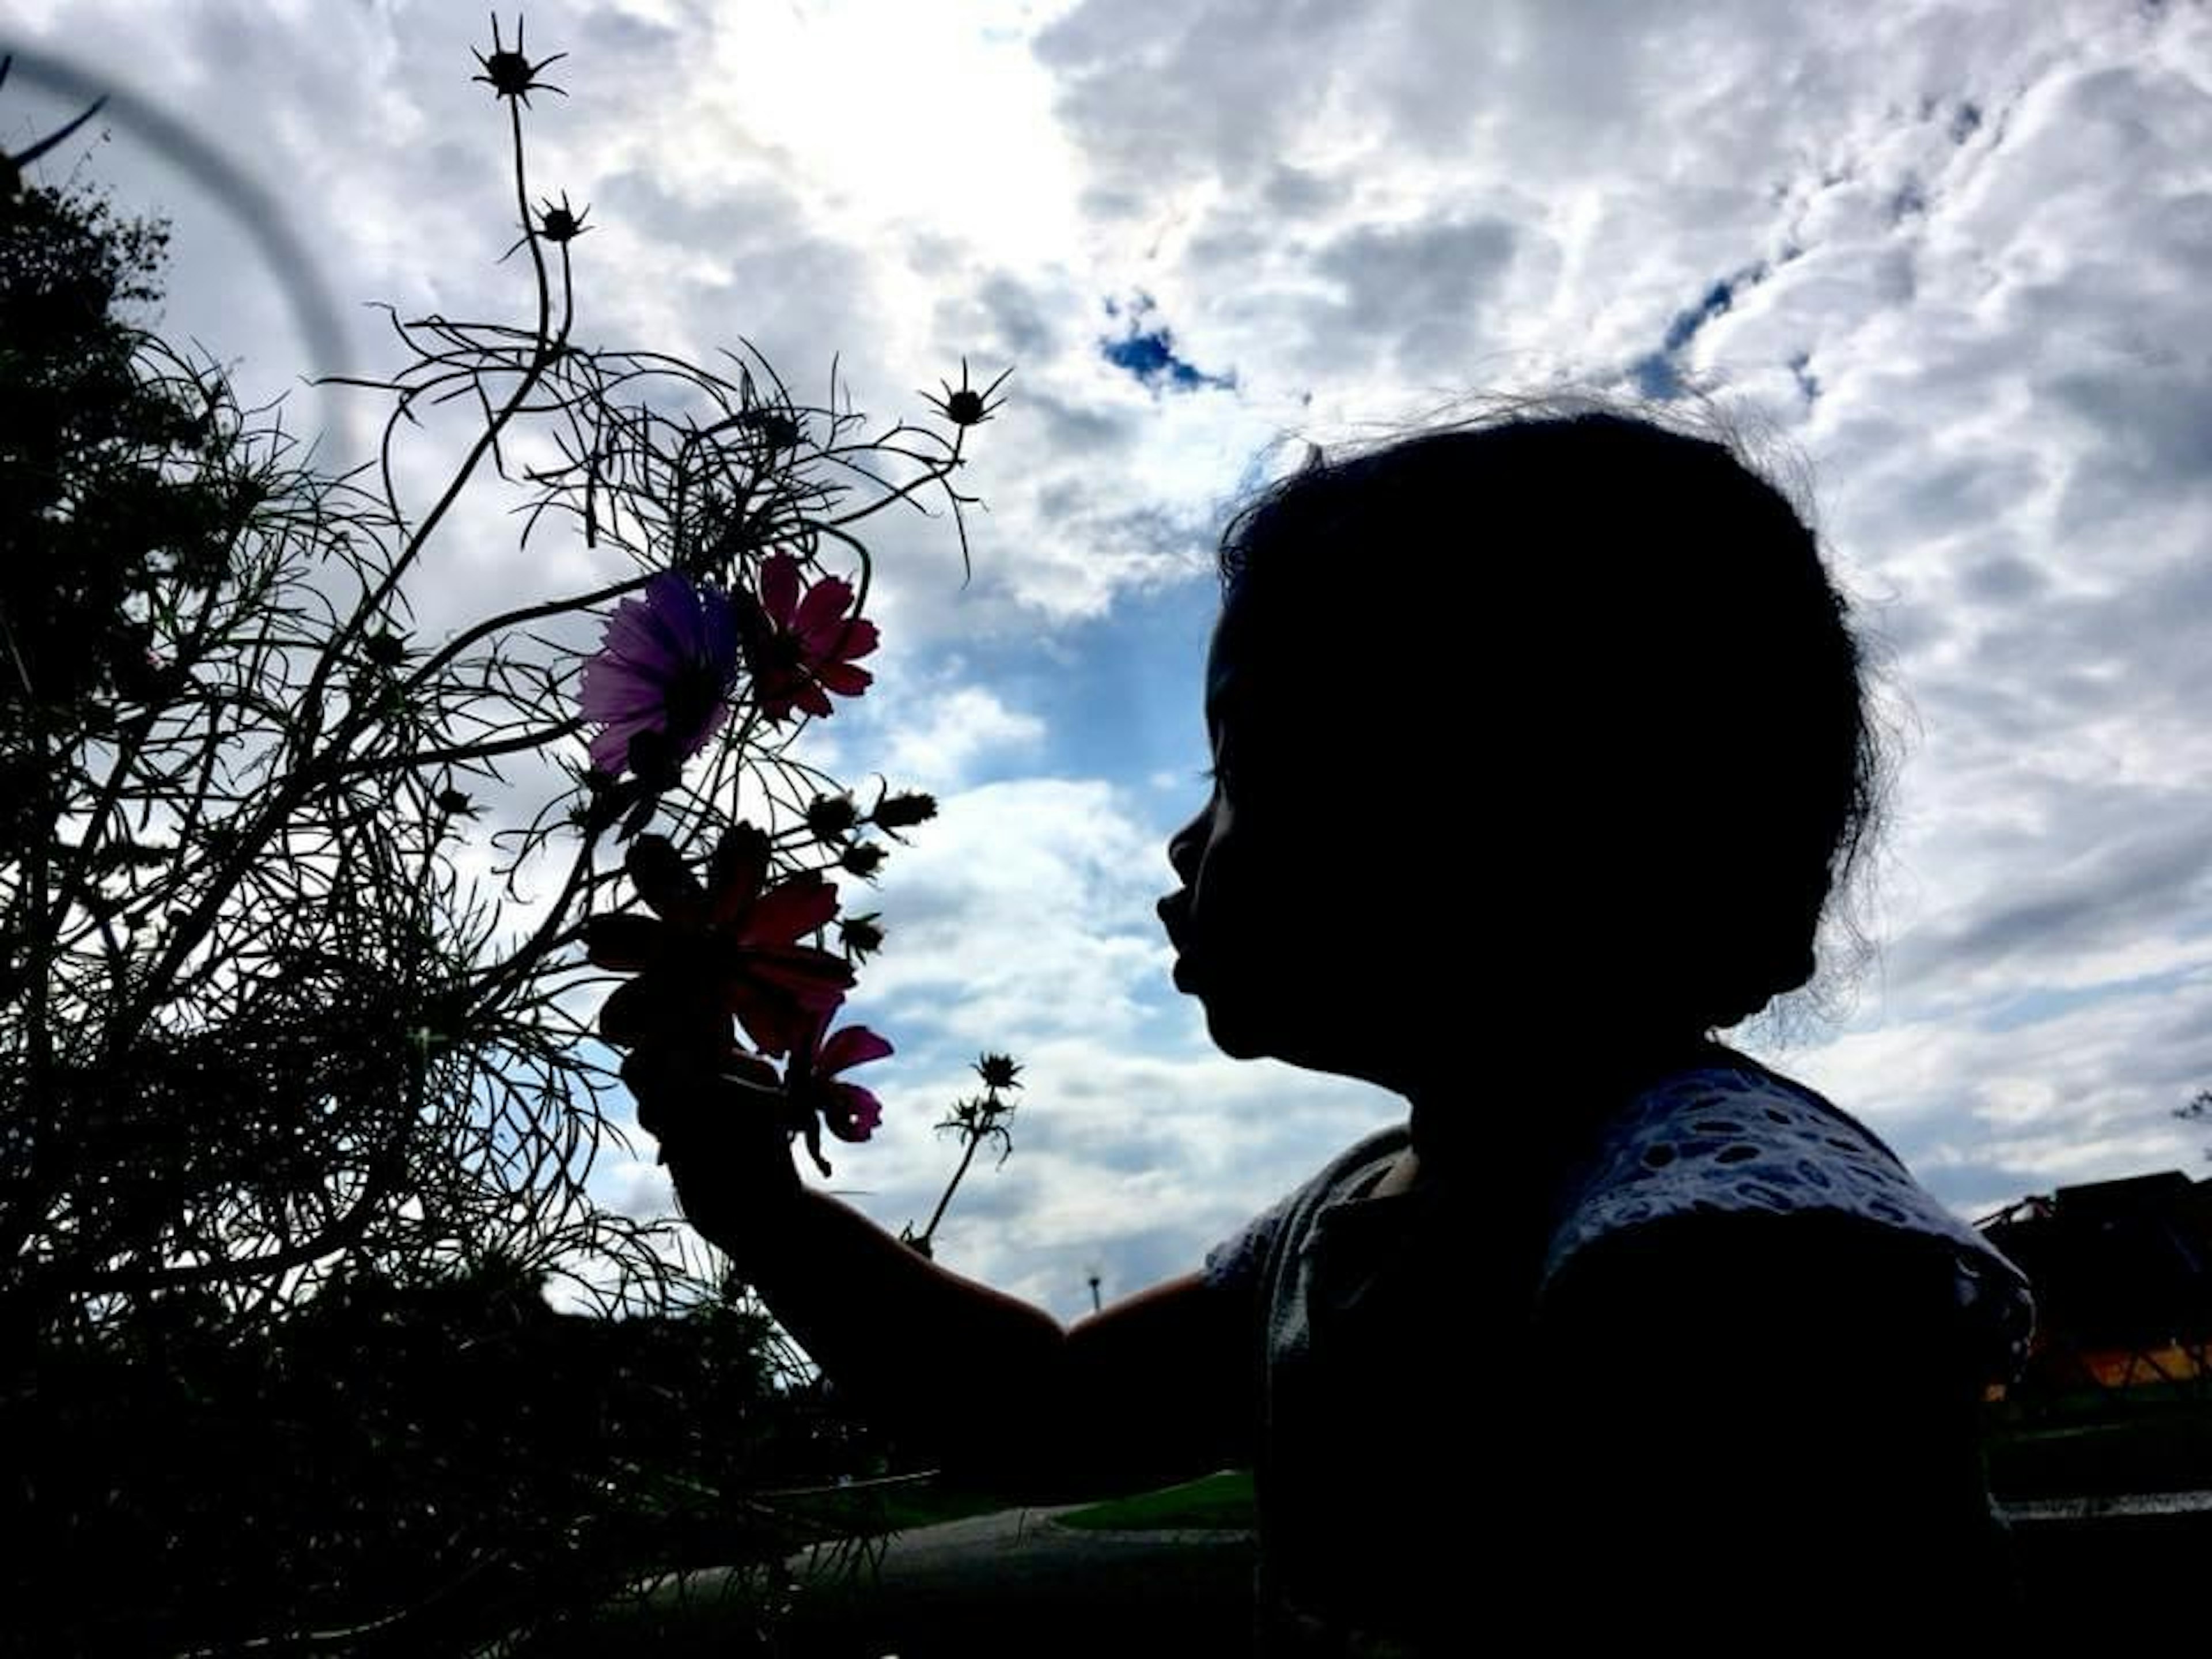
[1166,812,1205,883]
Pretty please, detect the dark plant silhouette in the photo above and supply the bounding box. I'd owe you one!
[1,15,1005,1650]
[903,1053,1024,1259]
[2179,1088,2212,1153]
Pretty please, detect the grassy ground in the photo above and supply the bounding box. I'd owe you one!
[849,1395,2212,1536]
[1985,1393,2212,1497]
[1054,1470,1257,1532]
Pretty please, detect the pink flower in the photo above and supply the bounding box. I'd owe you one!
[588,826,854,1060]
[746,554,878,724]
[580,573,738,778]
[790,1013,893,1144]
[711,1013,891,1177]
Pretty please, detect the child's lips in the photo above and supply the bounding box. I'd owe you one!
[1158,896,1200,987]
[1156,893,1189,953]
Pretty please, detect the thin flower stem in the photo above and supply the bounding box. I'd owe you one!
[465,824,605,1012]
[300,97,569,756]
[114,100,581,1052]
[911,1124,984,1257]
[403,572,652,698]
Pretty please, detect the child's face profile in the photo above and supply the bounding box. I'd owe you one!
[1154,588,1647,1089]
[1157,604,1399,1081]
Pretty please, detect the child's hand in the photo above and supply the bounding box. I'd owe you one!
[622,1046,801,1278]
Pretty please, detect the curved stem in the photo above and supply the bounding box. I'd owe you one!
[912,1126,983,1255]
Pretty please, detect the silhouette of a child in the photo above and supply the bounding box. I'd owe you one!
[630,407,2035,1654]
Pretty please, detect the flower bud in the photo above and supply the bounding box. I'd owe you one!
[363,629,409,669]
[840,842,886,880]
[839,913,885,961]
[872,789,937,832]
[974,1052,1022,1092]
[806,792,860,842]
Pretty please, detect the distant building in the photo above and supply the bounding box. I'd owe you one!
[1979,1171,2212,1394]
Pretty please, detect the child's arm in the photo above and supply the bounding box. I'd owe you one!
[642,1059,1251,1497]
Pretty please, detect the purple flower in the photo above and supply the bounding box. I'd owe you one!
[581,573,738,778]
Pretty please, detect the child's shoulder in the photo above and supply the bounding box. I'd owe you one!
[1202,1124,1408,1295]
[1542,1056,2035,1376]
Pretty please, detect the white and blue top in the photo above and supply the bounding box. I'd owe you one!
[1204,1052,2036,1655]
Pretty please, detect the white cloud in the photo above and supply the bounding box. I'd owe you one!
[16,0,2212,1336]
[855,775,1169,1046]
[880,684,1047,790]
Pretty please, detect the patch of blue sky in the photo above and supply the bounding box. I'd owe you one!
[892,577,1219,815]
[1099,291,1236,396]
[1975,963,2210,1035]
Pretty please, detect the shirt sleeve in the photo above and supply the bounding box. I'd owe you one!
[1540,1064,2037,1389]
[1201,1126,1414,1302]
[1202,1188,1296,1300]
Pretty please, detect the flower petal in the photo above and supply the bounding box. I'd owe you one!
[744,872,839,944]
[731,984,836,1059]
[588,720,645,776]
[644,571,709,659]
[793,574,856,644]
[825,1083,882,1142]
[602,974,726,1050]
[666,695,733,766]
[626,836,706,925]
[722,943,855,1009]
[829,617,880,663]
[817,1023,893,1077]
[812,661,874,697]
[759,555,801,630]
[601,590,690,675]
[578,658,672,722]
[704,824,772,927]
[585,913,668,972]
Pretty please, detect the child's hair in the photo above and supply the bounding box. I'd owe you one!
[1213,396,1888,1036]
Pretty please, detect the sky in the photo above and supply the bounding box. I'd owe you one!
[3,0,2209,1324]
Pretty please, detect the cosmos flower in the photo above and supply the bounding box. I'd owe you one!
[579,572,738,779]
[790,1013,892,1145]
[747,554,878,724]
[588,826,853,1060]
[701,1012,889,1177]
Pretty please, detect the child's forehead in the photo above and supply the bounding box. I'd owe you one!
[1202,608,1256,727]
[1204,634,1234,712]
[1203,596,1324,729]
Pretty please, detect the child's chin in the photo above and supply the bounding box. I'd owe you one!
[1200,1002,1271,1060]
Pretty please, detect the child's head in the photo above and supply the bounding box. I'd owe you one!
[1159,404,1884,1086]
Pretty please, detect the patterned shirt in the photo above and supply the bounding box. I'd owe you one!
[1204,1052,2036,1654]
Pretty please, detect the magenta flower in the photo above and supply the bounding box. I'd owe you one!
[795,1017,893,1144]
[713,1013,891,1176]
[747,554,879,724]
[588,826,855,1060]
[580,573,738,778]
